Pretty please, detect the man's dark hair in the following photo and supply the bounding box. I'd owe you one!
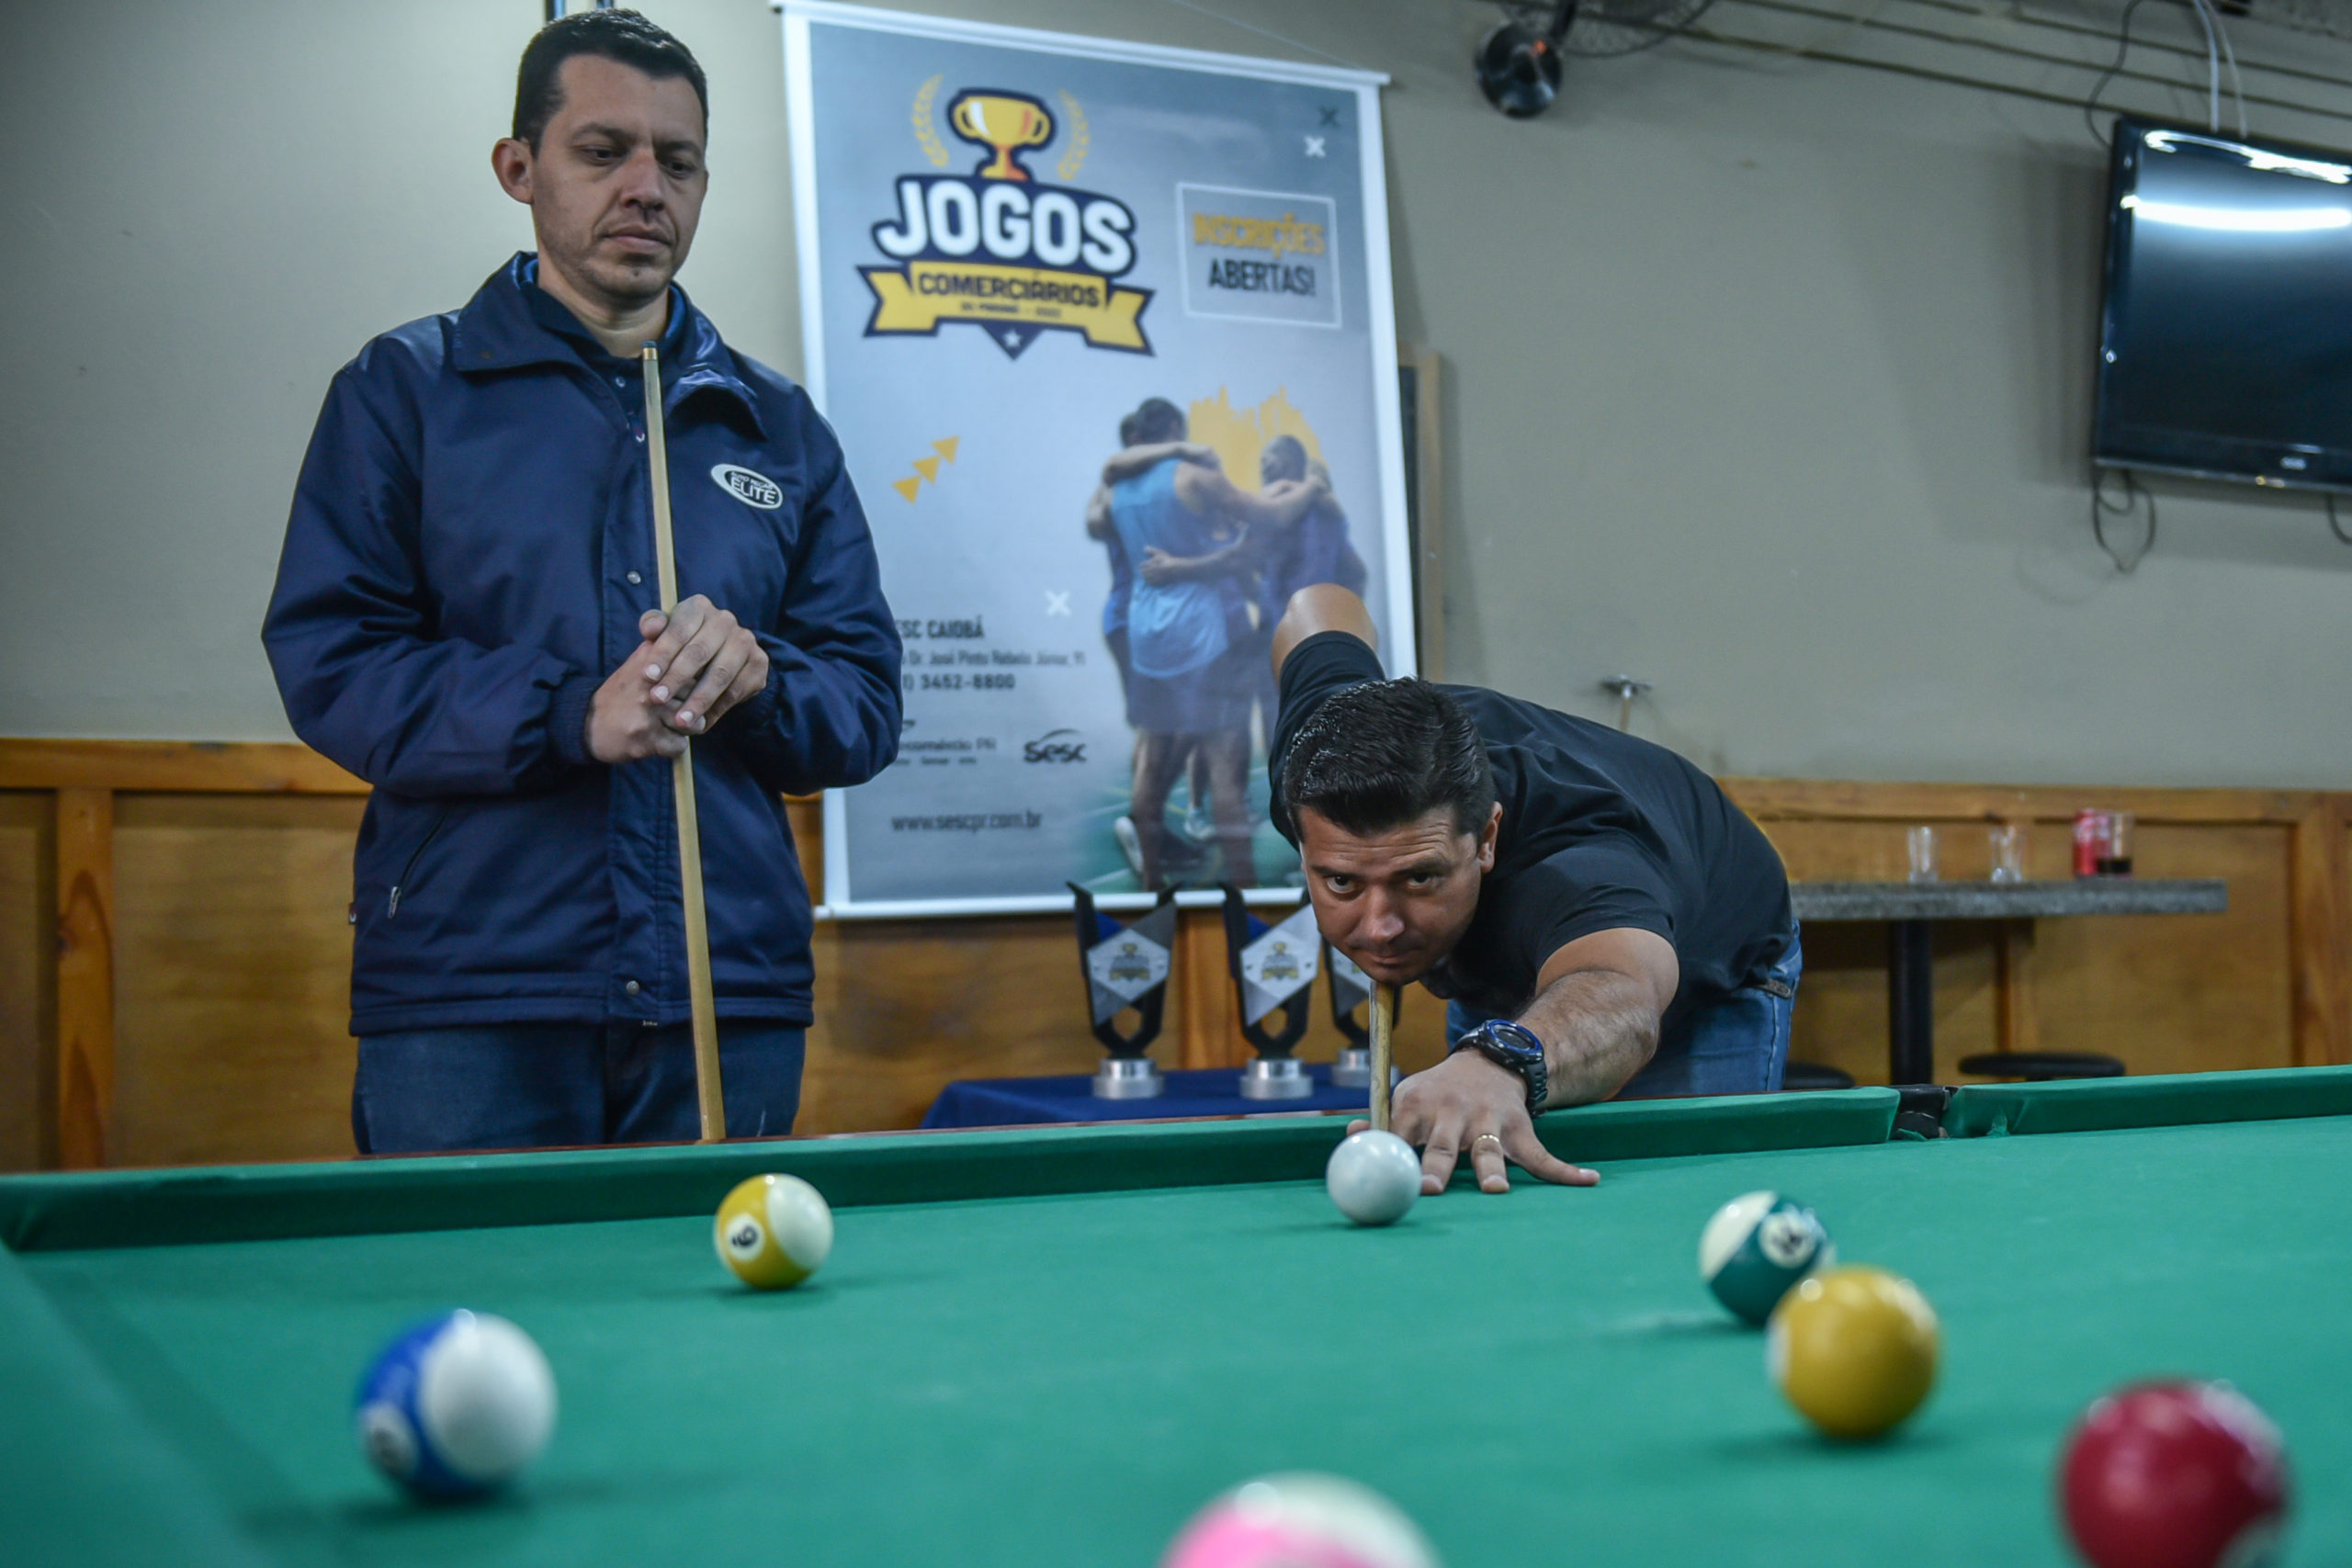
[1129,397,1186,446]
[1281,679,1496,840]
[1261,434,1308,483]
[514,9,709,150]
[1117,412,1140,446]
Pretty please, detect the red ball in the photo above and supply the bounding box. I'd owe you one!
[2058,1382,2290,1568]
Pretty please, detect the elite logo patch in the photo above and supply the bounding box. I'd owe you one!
[711,464,784,509]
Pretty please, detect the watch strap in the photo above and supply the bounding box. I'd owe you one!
[1452,1020,1549,1114]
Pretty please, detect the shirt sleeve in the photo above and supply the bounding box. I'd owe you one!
[1266,630,1386,843]
[714,399,904,796]
[1494,833,1679,981]
[261,357,589,796]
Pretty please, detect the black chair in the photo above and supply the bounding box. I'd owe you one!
[1781,1060,1858,1092]
[1957,1051,2123,1081]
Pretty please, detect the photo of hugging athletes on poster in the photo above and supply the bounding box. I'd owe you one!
[788,4,1413,913]
[1083,394,1367,893]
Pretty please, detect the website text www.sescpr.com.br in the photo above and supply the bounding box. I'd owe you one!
[888,812,1045,832]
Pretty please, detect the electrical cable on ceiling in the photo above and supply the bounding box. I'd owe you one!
[2327,494,2352,547]
[1690,0,2348,130]
[2200,0,2250,134]
[2084,0,2158,144]
[2180,0,2222,130]
[2077,0,2253,142]
[1712,0,1898,75]
[2182,0,2250,134]
[2092,468,2157,571]
[1147,0,1375,72]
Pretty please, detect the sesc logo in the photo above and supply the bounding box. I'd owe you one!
[710,464,784,510]
[1023,728,1088,764]
[862,82,1152,360]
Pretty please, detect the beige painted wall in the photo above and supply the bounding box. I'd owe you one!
[4,0,2348,788]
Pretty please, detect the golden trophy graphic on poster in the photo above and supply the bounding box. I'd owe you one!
[948,90,1054,180]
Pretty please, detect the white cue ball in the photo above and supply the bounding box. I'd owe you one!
[1326,1129,1422,1225]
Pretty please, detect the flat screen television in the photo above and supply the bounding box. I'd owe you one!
[2095,117,2352,493]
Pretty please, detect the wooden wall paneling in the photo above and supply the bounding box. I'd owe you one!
[1726,778,2318,828]
[0,794,51,1171]
[2290,801,2350,1067]
[0,739,364,794]
[1781,921,1897,1087]
[1995,920,2039,1059]
[790,758,1447,1123]
[54,788,114,1168]
[796,913,1100,1134]
[785,796,823,894]
[1174,908,1243,1071]
[1753,809,2292,1081]
[1754,814,2003,1085]
[5,741,2346,1162]
[109,795,363,1168]
[2024,823,2292,1077]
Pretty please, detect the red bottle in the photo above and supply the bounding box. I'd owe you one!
[2073,810,2108,879]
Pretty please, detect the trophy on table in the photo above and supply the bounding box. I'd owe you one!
[1069,886,1177,1100]
[1219,887,1320,1100]
[1325,941,1400,1089]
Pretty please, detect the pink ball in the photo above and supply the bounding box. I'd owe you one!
[1162,1474,1438,1568]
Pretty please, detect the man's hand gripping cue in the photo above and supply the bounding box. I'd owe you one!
[586,595,770,763]
[1349,927,1679,1195]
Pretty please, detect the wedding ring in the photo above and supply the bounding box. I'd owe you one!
[1473,1133,1503,1149]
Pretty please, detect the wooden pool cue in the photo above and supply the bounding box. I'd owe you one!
[642,343,726,1143]
[1369,984,1395,1133]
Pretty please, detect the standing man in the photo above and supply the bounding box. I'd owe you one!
[264,11,900,1153]
[1268,587,1798,1197]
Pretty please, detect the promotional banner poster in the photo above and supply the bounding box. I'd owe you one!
[784,4,1411,915]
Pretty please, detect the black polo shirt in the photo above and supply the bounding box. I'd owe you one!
[1269,634,1792,1033]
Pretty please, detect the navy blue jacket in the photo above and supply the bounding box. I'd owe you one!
[265,256,900,1035]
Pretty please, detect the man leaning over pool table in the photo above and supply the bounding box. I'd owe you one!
[1265,587,1801,1199]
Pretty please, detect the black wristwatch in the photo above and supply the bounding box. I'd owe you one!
[1453,1020,1549,1114]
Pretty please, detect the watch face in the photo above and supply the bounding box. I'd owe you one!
[1478,1024,1546,1111]
[1488,1025,1543,1066]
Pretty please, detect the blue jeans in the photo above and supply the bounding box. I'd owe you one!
[353,1020,807,1154]
[1444,929,1803,1099]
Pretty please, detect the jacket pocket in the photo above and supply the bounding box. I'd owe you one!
[386,807,450,919]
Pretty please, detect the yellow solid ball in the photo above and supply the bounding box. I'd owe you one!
[1767,1265,1939,1439]
[714,1173,834,1290]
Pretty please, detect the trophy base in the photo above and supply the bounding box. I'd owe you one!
[1092,1057,1165,1100]
[1329,1046,1373,1088]
[1238,1057,1315,1100]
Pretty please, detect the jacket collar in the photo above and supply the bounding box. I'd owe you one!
[452,253,765,436]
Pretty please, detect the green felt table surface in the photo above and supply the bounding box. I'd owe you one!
[4,1071,2348,1568]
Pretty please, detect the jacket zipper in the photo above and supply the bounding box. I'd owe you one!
[386,810,450,919]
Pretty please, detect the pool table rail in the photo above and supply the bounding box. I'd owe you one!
[0,1090,1901,1255]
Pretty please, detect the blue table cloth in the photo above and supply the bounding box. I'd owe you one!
[922,1062,1367,1129]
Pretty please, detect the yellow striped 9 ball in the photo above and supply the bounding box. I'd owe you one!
[1767,1266,1939,1439]
[714,1174,833,1290]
